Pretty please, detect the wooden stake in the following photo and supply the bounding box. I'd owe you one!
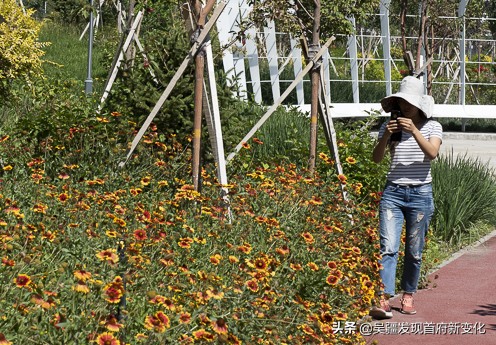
[190,0,216,191]
[183,2,231,219]
[308,0,322,174]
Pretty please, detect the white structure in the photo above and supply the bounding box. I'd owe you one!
[216,0,496,119]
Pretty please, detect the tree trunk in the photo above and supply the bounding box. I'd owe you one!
[416,0,428,71]
[426,23,434,93]
[124,0,136,69]
[308,0,321,174]
[400,0,408,52]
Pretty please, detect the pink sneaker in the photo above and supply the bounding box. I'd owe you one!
[400,293,417,314]
[369,296,393,319]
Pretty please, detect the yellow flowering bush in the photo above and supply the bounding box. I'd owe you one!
[0,0,47,98]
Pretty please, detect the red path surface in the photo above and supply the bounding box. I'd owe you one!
[364,231,496,345]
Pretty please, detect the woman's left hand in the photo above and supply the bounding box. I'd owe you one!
[397,118,418,134]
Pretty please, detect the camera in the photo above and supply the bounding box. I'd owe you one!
[390,109,402,142]
[390,109,401,120]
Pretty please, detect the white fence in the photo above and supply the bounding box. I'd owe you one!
[216,0,496,119]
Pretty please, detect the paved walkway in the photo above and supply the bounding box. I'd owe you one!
[364,230,496,345]
[441,132,496,170]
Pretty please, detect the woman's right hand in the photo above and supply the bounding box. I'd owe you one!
[385,120,401,136]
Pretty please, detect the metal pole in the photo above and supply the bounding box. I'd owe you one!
[347,16,360,102]
[380,0,392,96]
[85,0,94,95]
[458,0,469,131]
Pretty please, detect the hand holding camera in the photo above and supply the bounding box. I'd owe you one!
[389,109,402,142]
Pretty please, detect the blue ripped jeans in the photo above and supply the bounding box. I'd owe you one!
[378,182,434,296]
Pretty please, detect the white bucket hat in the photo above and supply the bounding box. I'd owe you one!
[380,76,434,118]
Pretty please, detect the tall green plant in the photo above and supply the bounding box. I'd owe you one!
[101,2,235,139]
[432,152,496,244]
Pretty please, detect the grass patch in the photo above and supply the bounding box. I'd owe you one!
[39,20,116,93]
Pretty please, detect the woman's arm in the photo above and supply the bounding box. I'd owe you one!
[412,131,442,160]
[397,118,442,160]
[372,120,399,163]
[372,132,391,163]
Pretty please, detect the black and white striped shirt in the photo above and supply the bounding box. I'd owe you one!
[378,120,443,185]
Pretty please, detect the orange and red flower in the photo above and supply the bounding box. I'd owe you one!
[212,318,228,334]
[246,279,259,292]
[133,229,147,241]
[301,232,315,244]
[72,282,90,294]
[253,137,264,145]
[276,245,290,256]
[74,270,92,281]
[31,294,56,310]
[192,329,215,341]
[237,243,252,254]
[96,332,121,345]
[178,312,191,324]
[52,313,66,329]
[337,174,347,184]
[102,315,124,332]
[140,176,151,186]
[31,173,44,183]
[14,274,31,288]
[345,156,357,164]
[0,333,12,345]
[209,254,222,265]
[307,262,319,271]
[326,274,340,286]
[103,276,125,304]
[1,257,15,267]
[144,311,170,333]
[58,193,69,202]
[33,203,48,214]
[178,237,193,249]
[327,261,338,270]
[96,249,119,265]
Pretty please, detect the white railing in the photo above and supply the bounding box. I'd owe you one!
[216,0,496,119]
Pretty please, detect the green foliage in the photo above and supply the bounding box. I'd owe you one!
[44,0,116,24]
[332,116,389,196]
[222,103,310,163]
[50,0,89,23]
[248,0,381,42]
[488,0,496,39]
[437,118,496,133]
[0,0,47,101]
[432,152,496,244]
[8,77,93,142]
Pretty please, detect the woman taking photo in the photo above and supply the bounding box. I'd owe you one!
[370,76,443,319]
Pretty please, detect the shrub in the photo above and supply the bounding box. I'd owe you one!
[0,0,47,101]
[14,77,96,145]
[431,152,496,244]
